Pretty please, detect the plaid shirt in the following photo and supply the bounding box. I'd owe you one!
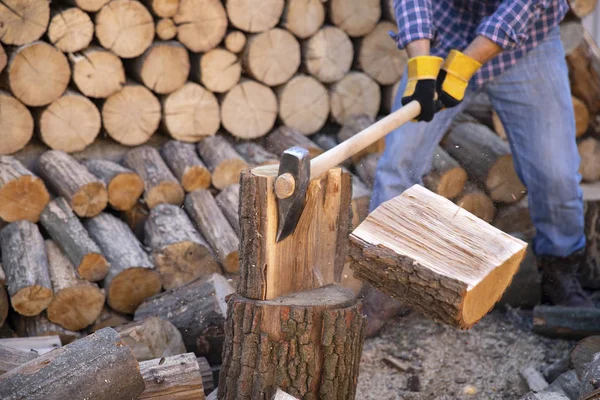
[391,0,569,86]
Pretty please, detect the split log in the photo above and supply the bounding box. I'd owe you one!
[574,95,591,137]
[69,46,126,98]
[532,305,600,340]
[569,0,597,18]
[243,28,301,86]
[225,0,284,33]
[64,0,109,12]
[224,30,246,53]
[11,314,82,345]
[84,212,162,314]
[89,306,131,332]
[130,41,190,95]
[83,159,144,211]
[174,0,228,53]
[277,74,329,135]
[39,197,109,282]
[94,0,154,59]
[579,352,600,399]
[0,344,37,375]
[45,240,105,331]
[121,200,149,242]
[134,273,235,364]
[102,81,161,146]
[161,140,211,191]
[233,141,279,167]
[264,126,324,159]
[349,184,528,329]
[337,114,383,162]
[356,21,407,85]
[47,7,93,53]
[2,41,70,107]
[578,137,600,182]
[0,156,49,223]
[196,135,248,190]
[0,221,53,316]
[355,153,380,188]
[161,82,220,142]
[237,167,351,300]
[139,353,205,399]
[351,173,371,228]
[115,317,186,361]
[144,203,220,290]
[442,122,526,203]
[492,196,534,238]
[330,71,381,125]
[215,183,241,235]
[0,327,146,400]
[0,0,49,46]
[220,79,278,139]
[143,0,180,17]
[328,0,380,37]
[570,336,600,379]
[280,0,325,39]
[37,90,101,153]
[184,190,240,273]
[191,48,241,93]
[422,147,467,200]
[0,91,33,155]
[302,26,353,84]
[217,284,365,399]
[38,150,108,217]
[156,18,177,40]
[455,182,496,223]
[123,145,185,208]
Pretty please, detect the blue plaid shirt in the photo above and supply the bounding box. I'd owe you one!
[392,0,569,87]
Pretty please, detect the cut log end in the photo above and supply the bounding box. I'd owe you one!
[0,175,50,223]
[457,190,496,224]
[11,285,54,317]
[173,0,228,53]
[224,252,240,274]
[108,172,145,211]
[0,92,34,155]
[108,267,163,314]
[226,0,284,33]
[79,253,110,282]
[486,154,527,203]
[48,7,94,53]
[47,285,105,331]
[432,167,468,199]
[181,166,211,191]
[71,48,126,98]
[224,30,246,53]
[0,0,50,46]
[155,18,177,40]
[71,181,108,217]
[212,159,248,190]
[147,182,185,209]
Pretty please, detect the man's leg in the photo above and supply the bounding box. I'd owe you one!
[486,28,592,306]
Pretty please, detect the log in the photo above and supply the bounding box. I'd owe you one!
[569,0,597,18]
[423,146,467,200]
[184,189,240,274]
[224,30,246,53]
[579,352,600,399]
[191,48,241,93]
[532,305,600,340]
[225,0,284,33]
[355,152,380,188]
[570,336,600,379]
[0,91,33,155]
[161,140,211,192]
[83,159,145,211]
[63,0,109,12]
[243,28,301,86]
[0,156,49,223]
[134,273,235,364]
[44,240,105,331]
[161,82,220,142]
[84,212,162,314]
[220,79,278,139]
[217,284,365,399]
[69,46,126,98]
[349,184,528,329]
[114,317,186,361]
[337,114,383,162]
[0,327,146,400]
[39,197,109,282]
[139,353,205,399]
[462,90,495,129]
[0,221,53,316]
[174,0,228,52]
[455,181,496,223]
[47,7,93,53]
[94,0,154,58]
[144,203,221,290]
[330,71,381,125]
[37,90,101,153]
[123,145,185,209]
[215,183,241,235]
[102,81,161,146]
[121,200,150,242]
[442,122,526,203]
[156,18,177,40]
[38,150,108,217]
[574,95,591,137]
[0,0,49,46]
[233,141,279,167]
[0,344,37,375]
[302,26,353,84]
[130,41,190,95]
[11,314,82,345]
[237,166,351,300]
[89,306,131,332]
[264,126,324,159]
[328,0,380,37]
[356,21,407,85]
[142,0,180,17]
[2,41,70,107]
[578,137,600,182]
[196,135,248,190]
[280,0,325,39]
[277,74,329,135]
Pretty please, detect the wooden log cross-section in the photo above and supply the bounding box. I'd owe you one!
[0,0,50,46]
[47,7,94,53]
[423,146,468,200]
[83,159,145,211]
[114,317,186,361]
[0,156,49,223]
[196,135,248,190]
[69,46,126,99]
[160,140,211,192]
[191,48,242,94]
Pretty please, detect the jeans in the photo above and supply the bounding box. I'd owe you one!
[370,28,585,258]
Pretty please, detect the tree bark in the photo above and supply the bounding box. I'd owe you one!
[280,0,325,39]
[0,0,50,46]
[224,30,246,53]
[156,18,177,40]
[160,140,211,192]
[142,0,180,17]
[277,74,329,135]
[114,317,186,361]
[233,141,279,168]
[532,305,600,340]
[580,352,600,399]
[139,353,206,399]
[84,212,162,314]
[0,344,37,375]
[356,21,407,85]
[11,313,82,345]
[328,0,380,37]
[225,0,284,33]
[264,126,324,159]
[130,41,190,95]
[197,357,215,394]
[215,183,241,236]
[337,114,383,163]
[302,26,353,84]
[83,159,144,211]
[330,72,380,125]
[191,48,241,93]
[455,181,496,223]
[47,7,93,53]
[173,0,228,52]
[0,91,33,155]
[196,135,248,190]
[423,147,468,200]
[69,46,126,99]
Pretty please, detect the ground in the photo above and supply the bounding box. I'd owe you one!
[356,307,574,400]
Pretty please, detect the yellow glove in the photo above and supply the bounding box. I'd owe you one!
[401,55,444,122]
[437,50,482,108]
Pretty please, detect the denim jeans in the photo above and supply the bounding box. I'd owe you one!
[370,28,585,258]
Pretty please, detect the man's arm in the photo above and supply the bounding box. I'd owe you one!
[462,35,503,65]
[406,39,431,58]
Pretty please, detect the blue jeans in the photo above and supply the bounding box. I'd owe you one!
[370,29,585,258]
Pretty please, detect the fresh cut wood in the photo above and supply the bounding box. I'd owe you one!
[47,7,93,53]
[302,26,353,84]
[115,317,186,361]
[264,126,324,159]
[225,0,284,33]
[69,47,126,98]
[83,159,145,211]
[349,184,528,329]
[191,48,241,93]
[215,183,241,235]
[277,74,329,135]
[422,146,467,200]
[224,30,246,53]
[0,156,49,223]
[156,18,177,40]
[130,41,190,95]
[196,135,248,190]
[0,0,50,46]
[328,0,380,37]
[330,71,381,125]
[174,0,228,52]
[161,140,211,191]
[143,0,180,17]
[139,353,206,399]
[0,91,33,155]
[280,0,325,39]
[456,182,496,223]
[63,0,109,12]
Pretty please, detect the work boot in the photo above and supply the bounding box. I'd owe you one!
[361,285,410,337]
[538,248,594,307]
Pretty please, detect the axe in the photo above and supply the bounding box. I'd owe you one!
[272,99,422,242]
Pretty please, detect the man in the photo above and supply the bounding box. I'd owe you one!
[362,0,595,337]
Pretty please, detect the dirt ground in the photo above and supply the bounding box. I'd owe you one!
[356,307,574,400]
